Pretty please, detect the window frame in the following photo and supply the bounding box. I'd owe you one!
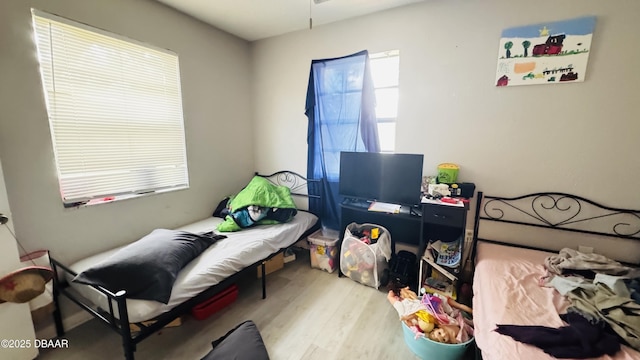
[31,9,190,207]
[370,50,400,153]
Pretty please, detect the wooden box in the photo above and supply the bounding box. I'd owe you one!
[129,316,182,333]
[257,252,284,278]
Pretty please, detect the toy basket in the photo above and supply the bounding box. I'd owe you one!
[437,163,459,184]
[401,321,474,360]
[340,223,392,289]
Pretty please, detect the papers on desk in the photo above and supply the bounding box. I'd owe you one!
[368,201,401,214]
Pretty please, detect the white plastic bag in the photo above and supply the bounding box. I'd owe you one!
[340,223,392,289]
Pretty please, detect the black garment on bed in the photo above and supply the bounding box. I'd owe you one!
[73,229,226,304]
[212,197,231,218]
[495,312,620,358]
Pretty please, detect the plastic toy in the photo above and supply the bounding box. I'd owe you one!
[361,270,371,285]
[387,286,436,335]
[342,249,358,269]
[429,325,460,344]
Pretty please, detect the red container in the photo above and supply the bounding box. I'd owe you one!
[191,284,238,320]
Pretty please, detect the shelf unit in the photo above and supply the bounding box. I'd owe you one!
[417,201,468,297]
[419,247,458,299]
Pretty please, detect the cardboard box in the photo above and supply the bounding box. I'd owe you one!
[257,252,284,278]
[130,316,182,333]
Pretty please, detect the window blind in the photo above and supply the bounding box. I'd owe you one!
[32,10,189,205]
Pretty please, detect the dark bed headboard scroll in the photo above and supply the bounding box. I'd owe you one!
[255,171,319,199]
[471,191,640,265]
[255,171,322,219]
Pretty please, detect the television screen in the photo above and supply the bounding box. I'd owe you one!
[339,152,423,206]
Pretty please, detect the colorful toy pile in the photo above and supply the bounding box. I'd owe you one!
[340,223,392,289]
[388,286,473,343]
[308,229,339,273]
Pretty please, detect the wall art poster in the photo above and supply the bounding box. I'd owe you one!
[495,16,596,87]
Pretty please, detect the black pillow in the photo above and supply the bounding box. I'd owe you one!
[73,229,225,304]
[202,320,269,360]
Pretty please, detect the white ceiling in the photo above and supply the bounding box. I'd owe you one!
[156,0,424,42]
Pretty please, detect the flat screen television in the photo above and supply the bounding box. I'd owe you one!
[339,152,424,206]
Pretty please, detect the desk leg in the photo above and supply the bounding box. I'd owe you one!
[418,259,424,293]
[337,238,343,277]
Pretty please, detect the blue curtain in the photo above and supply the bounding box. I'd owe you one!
[305,50,380,231]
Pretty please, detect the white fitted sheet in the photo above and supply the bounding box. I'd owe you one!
[473,242,640,360]
[67,212,317,323]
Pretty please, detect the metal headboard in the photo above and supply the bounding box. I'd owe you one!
[471,191,640,264]
[254,170,323,219]
[255,170,320,199]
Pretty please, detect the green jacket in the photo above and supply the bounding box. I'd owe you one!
[217,176,297,232]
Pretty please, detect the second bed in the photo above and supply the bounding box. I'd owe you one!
[471,191,640,360]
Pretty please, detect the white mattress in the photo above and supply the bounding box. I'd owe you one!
[67,212,318,323]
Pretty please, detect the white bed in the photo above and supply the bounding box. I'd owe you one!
[50,170,322,360]
[67,211,317,323]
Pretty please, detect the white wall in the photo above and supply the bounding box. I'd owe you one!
[0,161,38,360]
[0,0,254,265]
[251,0,640,261]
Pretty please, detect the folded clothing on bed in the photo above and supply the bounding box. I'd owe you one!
[73,229,226,304]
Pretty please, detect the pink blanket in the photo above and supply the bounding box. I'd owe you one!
[473,242,640,360]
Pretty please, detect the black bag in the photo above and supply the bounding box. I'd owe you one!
[387,250,417,291]
[212,197,231,218]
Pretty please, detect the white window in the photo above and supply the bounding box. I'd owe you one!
[32,10,189,207]
[370,50,400,152]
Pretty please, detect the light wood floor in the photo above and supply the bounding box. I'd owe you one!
[37,250,474,360]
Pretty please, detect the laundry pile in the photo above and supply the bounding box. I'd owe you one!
[496,248,640,359]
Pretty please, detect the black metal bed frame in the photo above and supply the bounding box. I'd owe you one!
[471,191,640,266]
[50,171,321,360]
